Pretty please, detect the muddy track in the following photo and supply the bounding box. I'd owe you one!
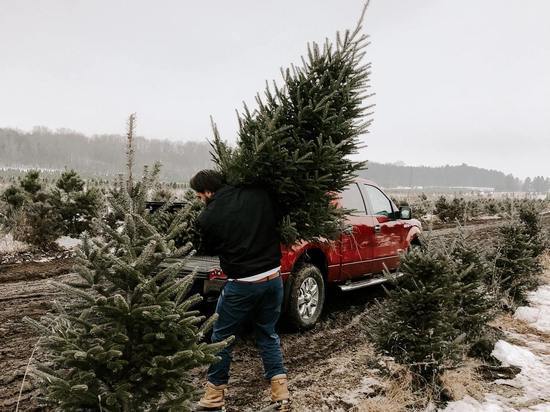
[0,272,77,411]
[0,259,74,284]
[431,213,550,243]
[1,218,548,411]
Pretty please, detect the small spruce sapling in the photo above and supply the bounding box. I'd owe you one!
[27,194,230,410]
[447,227,495,356]
[25,116,231,411]
[492,217,541,307]
[50,170,102,237]
[0,170,62,249]
[367,237,465,386]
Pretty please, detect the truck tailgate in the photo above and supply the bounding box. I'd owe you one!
[160,255,221,279]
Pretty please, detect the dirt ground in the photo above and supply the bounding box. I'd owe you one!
[0,260,75,411]
[0,217,548,411]
[0,258,385,411]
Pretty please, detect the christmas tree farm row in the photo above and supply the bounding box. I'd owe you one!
[366,204,548,401]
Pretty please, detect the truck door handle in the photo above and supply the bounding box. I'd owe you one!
[374,224,381,233]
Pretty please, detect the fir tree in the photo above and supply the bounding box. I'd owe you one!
[0,184,26,232]
[447,228,495,344]
[211,5,372,244]
[519,203,547,258]
[126,113,136,195]
[0,170,62,249]
[367,232,495,389]
[25,117,231,411]
[412,192,432,218]
[148,189,204,251]
[16,192,63,248]
[492,217,541,307]
[367,238,465,385]
[20,170,42,195]
[1,184,26,209]
[151,185,174,202]
[434,196,466,223]
[50,170,103,237]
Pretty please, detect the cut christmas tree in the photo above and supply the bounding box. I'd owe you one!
[211,4,373,244]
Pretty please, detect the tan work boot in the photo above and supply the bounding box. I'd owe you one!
[270,374,291,411]
[196,382,227,411]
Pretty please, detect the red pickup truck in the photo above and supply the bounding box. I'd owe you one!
[155,178,421,330]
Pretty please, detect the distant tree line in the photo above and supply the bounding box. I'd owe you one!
[0,127,213,181]
[1,127,548,191]
[361,162,549,192]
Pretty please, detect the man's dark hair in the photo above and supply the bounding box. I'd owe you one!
[190,169,225,193]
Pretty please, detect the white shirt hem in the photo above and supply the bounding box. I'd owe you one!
[228,266,281,282]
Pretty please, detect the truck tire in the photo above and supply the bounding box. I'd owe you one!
[408,237,422,253]
[286,264,325,330]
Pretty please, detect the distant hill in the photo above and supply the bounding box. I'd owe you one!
[1,127,547,191]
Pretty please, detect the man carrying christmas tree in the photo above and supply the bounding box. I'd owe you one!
[191,169,291,412]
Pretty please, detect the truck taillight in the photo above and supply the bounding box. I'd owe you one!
[208,269,227,281]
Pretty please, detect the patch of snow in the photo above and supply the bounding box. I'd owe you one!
[492,341,538,367]
[340,377,381,406]
[491,342,550,405]
[55,236,81,249]
[477,215,502,221]
[34,256,55,263]
[442,281,550,412]
[514,285,550,333]
[442,394,514,412]
[442,340,550,411]
[0,233,29,254]
[421,213,437,221]
[505,331,549,354]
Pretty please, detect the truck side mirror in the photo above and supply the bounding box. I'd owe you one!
[399,206,412,220]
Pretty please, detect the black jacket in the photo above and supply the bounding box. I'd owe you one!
[197,185,282,279]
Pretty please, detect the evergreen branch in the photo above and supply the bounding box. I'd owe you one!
[50,280,97,304]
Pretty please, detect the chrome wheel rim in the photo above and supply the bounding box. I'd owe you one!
[298,277,319,320]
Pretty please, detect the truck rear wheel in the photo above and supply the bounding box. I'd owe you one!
[286,264,325,330]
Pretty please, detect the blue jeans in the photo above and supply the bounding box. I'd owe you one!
[207,276,287,385]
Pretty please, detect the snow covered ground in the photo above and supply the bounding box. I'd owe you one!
[0,234,80,262]
[443,284,550,412]
[0,234,29,254]
[55,236,81,250]
[515,286,550,333]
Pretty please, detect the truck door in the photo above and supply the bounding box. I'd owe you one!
[338,183,375,280]
[362,184,405,273]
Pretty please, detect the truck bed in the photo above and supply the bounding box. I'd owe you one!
[161,255,220,279]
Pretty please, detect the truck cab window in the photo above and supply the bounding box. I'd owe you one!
[364,184,393,216]
[340,183,367,215]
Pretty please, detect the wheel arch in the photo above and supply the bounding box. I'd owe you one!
[406,227,422,247]
[283,247,328,313]
[294,247,328,280]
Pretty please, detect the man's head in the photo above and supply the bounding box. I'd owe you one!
[189,169,225,204]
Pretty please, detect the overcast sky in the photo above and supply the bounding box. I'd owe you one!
[1,0,549,179]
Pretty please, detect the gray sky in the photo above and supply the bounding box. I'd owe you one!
[1,0,549,179]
